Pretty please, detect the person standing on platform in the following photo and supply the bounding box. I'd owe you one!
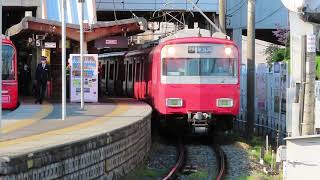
[22,62,31,95]
[35,56,50,104]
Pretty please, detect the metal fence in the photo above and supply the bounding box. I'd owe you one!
[234,62,288,145]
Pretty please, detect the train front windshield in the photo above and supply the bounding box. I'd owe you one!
[163,58,237,77]
[2,45,15,80]
[161,43,239,84]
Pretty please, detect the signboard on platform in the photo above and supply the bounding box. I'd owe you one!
[70,54,98,102]
[44,42,57,48]
[307,34,316,53]
[94,36,128,49]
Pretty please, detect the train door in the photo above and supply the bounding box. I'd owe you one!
[126,59,134,97]
[122,60,128,96]
[134,60,141,99]
[140,61,146,99]
[107,60,116,95]
[98,60,105,95]
[114,61,123,96]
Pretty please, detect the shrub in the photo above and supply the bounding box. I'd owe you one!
[265,45,290,65]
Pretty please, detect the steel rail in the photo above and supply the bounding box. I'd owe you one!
[162,141,185,180]
[214,145,226,180]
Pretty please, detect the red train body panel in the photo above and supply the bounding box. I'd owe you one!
[2,38,18,110]
[151,84,239,115]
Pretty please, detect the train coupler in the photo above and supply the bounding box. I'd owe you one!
[187,112,212,127]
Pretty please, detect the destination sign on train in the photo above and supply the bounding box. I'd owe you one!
[188,46,213,53]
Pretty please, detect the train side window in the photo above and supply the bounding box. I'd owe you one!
[129,63,133,81]
[135,63,140,81]
[2,45,15,80]
[109,63,114,80]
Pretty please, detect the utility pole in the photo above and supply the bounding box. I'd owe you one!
[78,0,85,110]
[0,1,3,140]
[61,0,66,120]
[246,0,256,138]
[301,35,316,135]
[219,0,226,33]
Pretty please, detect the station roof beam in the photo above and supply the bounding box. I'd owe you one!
[6,16,147,42]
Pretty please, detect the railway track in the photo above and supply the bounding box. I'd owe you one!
[162,139,227,180]
[162,140,185,180]
[213,145,226,180]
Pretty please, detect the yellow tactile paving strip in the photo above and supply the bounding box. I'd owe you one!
[0,102,129,150]
[1,102,54,134]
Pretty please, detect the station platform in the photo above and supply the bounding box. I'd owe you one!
[0,98,152,180]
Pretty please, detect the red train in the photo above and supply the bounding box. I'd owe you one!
[2,37,18,110]
[99,35,240,131]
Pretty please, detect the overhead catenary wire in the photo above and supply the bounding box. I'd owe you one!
[255,6,284,24]
[227,0,245,11]
[96,1,213,5]
[233,5,285,29]
[227,0,246,17]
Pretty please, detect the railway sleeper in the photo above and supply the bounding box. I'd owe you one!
[182,165,198,174]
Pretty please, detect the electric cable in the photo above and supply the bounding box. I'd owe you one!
[227,0,246,17]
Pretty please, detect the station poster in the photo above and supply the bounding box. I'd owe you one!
[69,54,98,102]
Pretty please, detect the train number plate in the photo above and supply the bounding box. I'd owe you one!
[188,46,212,54]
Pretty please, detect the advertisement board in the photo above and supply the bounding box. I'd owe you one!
[70,54,98,102]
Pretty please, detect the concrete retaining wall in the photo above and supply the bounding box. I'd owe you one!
[0,113,151,180]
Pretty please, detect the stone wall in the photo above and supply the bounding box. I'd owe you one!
[0,114,151,180]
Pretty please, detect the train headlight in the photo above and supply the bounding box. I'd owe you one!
[216,98,233,108]
[168,47,176,56]
[166,98,183,107]
[225,47,232,56]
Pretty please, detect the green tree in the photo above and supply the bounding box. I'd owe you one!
[264,44,290,65]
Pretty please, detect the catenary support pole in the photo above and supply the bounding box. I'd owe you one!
[0,1,3,139]
[79,0,85,109]
[246,0,256,138]
[219,0,226,33]
[61,0,66,120]
[301,35,316,135]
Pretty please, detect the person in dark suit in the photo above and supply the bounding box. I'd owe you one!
[35,56,50,104]
[22,62,31,96]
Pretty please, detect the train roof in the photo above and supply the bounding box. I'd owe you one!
[159,29,229,42]
[98,51,126,59]
[157,29,236,47]
[124,47,153,57]
[159,36,237,47]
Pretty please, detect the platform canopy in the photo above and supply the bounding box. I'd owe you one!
[5,16,147,42]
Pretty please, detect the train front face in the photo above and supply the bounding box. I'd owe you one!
[155,38,240,130]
